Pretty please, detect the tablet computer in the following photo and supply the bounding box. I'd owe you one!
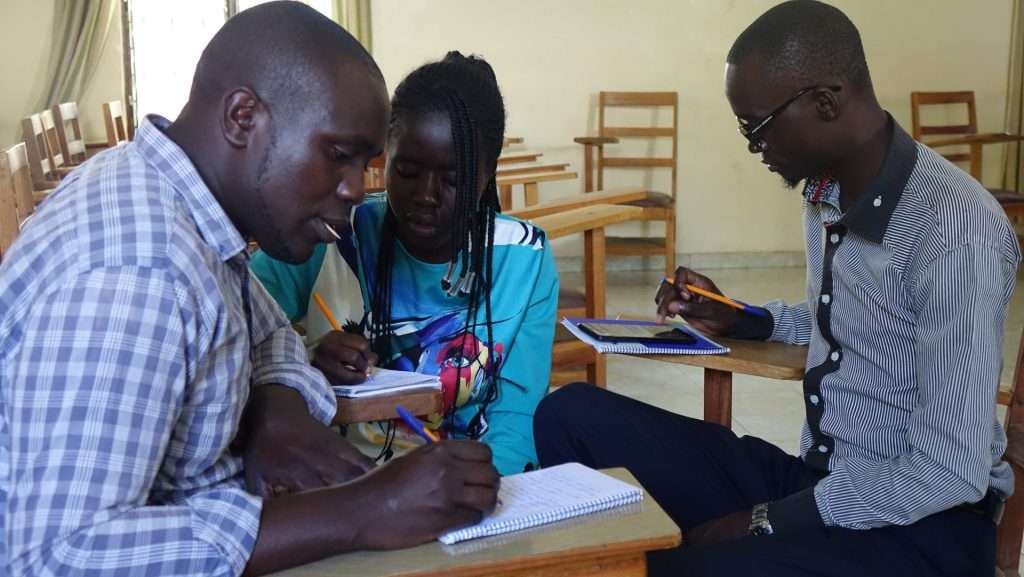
[577,322,696,345]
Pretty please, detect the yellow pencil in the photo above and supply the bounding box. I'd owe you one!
[683,283,746,312]
[312,292,342,331]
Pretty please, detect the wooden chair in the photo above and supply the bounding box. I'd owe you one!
[22,113,64,190]
[997,327,1024,577]
[39,109,75,175]
[0,154,19,260]
[6,143,38,223]
[910,91,1024,222]
[102,100,129,147]
[50,102,87,165]
[575,91,678,277]
[365,153,385,193]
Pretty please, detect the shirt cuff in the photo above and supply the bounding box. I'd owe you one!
[767,487,825,533]
[252,363,337,425]
[728,308,774,340]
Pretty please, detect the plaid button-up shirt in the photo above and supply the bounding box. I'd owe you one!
[0,116,336,576]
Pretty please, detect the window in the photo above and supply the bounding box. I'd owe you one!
[127,0,332,123]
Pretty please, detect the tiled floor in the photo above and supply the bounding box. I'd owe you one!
[562,265,1024,456]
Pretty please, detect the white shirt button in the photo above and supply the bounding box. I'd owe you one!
[821,294,831,305]
[809,394,820,405]
[830,351,840,362]
[873,196,882,207]
[830,233,840,244]
[818,445,829,453]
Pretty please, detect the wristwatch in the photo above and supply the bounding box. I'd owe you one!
[748,503,774,536]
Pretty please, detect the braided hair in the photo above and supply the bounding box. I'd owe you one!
[369,51,506,438]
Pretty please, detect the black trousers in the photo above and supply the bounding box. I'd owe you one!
[534,383,996,577]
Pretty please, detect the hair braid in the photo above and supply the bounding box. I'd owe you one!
[374,51,507,439]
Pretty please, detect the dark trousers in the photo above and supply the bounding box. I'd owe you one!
[534,383,995,577]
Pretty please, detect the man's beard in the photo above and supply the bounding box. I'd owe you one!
[780,174,803,189]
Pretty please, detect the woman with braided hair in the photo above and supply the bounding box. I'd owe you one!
[252,52,558,475]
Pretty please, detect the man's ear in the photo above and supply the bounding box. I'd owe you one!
[813,84,841,122]
[222,87,264,149]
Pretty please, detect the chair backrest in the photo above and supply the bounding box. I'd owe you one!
[22,114,57,187]
[596,91,678,198]
[102,100,128,147]
[51,101,86,164]
[910,91,978,167]
[365,153,385,193]
[0,154,20,260]
[997,327,1024,576]
[6,143,36,223]
[39,109,67,171]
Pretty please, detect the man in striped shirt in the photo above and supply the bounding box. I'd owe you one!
[0,4,498,576]
[535,2,1020,576]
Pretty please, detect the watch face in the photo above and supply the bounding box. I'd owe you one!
[750,523,773,536]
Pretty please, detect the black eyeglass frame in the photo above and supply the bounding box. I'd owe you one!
[737,85,841,153]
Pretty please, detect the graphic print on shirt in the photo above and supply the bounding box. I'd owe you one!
[384,310,505,419]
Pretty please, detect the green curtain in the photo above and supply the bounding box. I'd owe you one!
[333,0,372,53]
[39,0,117,109]
[1004,0,1024,193]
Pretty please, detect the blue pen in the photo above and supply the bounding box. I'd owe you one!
[395,404,440,443]
[659,277,769,318]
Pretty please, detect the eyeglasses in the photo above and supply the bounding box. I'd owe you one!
[737,85,840,154]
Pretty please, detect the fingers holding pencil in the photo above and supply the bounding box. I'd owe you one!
[655,267,739,336]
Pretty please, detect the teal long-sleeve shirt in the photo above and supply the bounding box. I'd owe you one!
[251,193,558,474]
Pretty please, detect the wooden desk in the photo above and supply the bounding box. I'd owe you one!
[524,204,644,386]
[497,151,542,165]
[632,337,808,428]
[496,170,578,209]
[333,389,442,426]
[496,162,571,177]
[506,188,648,220]
[269,468,681,577]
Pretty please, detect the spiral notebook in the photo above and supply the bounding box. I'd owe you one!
[561,317,729,355]
[332,367,441,398]
[438,462,644,545]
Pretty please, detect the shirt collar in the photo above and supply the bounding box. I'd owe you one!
[802,114,918,244]
[135,115,247,262]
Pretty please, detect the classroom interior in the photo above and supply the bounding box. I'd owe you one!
[3,0,1024,575]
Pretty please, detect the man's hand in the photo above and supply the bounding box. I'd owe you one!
[312,331,379,385]
[655,266,738,336]
[686,508,753,547]
[240,385,375,497]
[356,440,500,550]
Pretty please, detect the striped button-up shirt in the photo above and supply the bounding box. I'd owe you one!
[738,117,1020,531]
[0,116,337,576]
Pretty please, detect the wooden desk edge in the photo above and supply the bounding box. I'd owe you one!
[635,352,805,380]
[333,389,442,425]
[269,468,681,577]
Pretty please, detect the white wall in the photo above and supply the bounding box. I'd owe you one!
[0,1,123,149]
[371,0,1015,260]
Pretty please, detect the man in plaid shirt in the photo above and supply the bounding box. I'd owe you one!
[0,3,499,576]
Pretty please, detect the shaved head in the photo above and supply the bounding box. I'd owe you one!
[189,1,382,119]
[167,0,389,264]
[727,0,871,94]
